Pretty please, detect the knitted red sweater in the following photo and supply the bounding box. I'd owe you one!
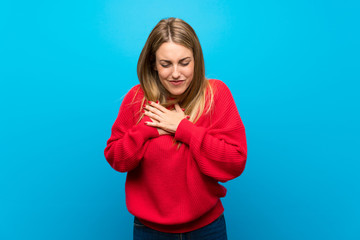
[104,79,247,233]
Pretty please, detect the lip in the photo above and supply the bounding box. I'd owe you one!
[168,80,185,86]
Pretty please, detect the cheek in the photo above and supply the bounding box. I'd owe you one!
[184,66,194,77]
[158,69,170,79]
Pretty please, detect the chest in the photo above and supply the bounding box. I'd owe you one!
[142,135,189,172]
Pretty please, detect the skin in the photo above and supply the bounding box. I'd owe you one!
[144,42,194,135]
[144,101,187,135]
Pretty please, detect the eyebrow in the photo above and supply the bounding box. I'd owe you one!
[159,57,191,62]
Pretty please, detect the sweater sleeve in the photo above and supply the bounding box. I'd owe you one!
[104,86,159,172]
[174,80,247,182]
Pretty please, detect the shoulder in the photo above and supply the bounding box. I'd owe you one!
[206,79,238,114]
[207,79,233,98]
[123,84,144,102]
[127,84,143,97]
[119,84,145,113]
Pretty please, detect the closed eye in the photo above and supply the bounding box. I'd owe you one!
[160,62,190,68]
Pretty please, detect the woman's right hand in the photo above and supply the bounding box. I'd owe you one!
[158,128,171,135]
[149,118,171,135]
[144,102,187,134]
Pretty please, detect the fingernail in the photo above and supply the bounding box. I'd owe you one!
[142,110,145,113]
[156,100,159,104]
[148,101,151,104]
[182,108,185,111]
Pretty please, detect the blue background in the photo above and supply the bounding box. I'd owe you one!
[1,0,359,239]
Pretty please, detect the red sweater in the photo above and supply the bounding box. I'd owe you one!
[104,79,247,233]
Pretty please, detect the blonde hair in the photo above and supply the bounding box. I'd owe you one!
[135,17,214,146]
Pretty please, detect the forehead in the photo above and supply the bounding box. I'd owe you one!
[155,42,193,60]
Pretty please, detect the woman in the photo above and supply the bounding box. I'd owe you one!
[104,17,247,240]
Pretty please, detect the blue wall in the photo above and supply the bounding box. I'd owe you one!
[1,0,359,239]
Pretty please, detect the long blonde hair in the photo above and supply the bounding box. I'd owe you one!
[136,17,214,131]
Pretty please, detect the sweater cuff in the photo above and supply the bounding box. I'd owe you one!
[139,115,160,139]
[174,119,196,145]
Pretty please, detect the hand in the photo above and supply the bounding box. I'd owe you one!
[144,101,188,135]
[148,117,171,136]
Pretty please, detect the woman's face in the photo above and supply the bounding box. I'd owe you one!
[154,42,194,97]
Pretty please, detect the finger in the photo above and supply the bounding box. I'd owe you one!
[148,116,160,123]
[174,103,182,112]
[145,119,165,131]
[145,104,164,117]
[149,101,168,113]
[144,110,162,122]
[145,121,158,127]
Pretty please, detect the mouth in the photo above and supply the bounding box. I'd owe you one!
[168,80,185,86]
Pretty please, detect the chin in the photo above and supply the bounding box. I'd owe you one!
[169,90,185,97]
[163,81,191,97]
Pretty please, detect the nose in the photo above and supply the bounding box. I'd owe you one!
[172,66,180,79]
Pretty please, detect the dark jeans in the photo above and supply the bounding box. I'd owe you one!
[133,213,228,240]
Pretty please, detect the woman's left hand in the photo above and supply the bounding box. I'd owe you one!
[144,102,187,134]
